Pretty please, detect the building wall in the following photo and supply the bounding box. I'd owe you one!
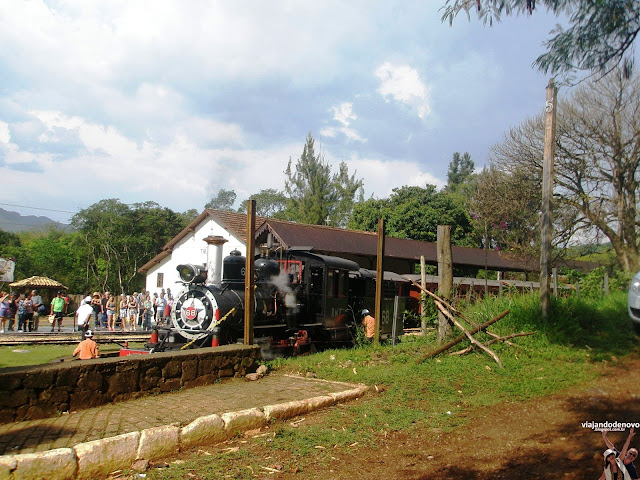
[144,218,246,297]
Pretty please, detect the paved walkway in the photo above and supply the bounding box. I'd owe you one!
[0,374,359,456]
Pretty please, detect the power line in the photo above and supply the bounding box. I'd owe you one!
[0,202,76,214]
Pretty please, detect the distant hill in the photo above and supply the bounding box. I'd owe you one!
[0,208,69,233]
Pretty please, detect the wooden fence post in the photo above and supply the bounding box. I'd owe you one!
[437,225,453,343]
[420,256,427,335]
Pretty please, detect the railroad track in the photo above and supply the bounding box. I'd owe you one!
[0,331,152,346]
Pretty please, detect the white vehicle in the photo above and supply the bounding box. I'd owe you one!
[628,271,640,333]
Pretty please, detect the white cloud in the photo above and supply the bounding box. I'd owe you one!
[332,103,356,127]
[0,121,10,143]
[322,102,366,142]
[0,0,558,225]
[327,154,445,199]
[375,62,431,118]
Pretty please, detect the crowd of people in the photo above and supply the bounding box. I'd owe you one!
[0,289,47,333]
[77,288,174,332]
[0,288,175,334]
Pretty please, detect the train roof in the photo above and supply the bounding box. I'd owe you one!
[351,268,410,283]
[287,250,361,272]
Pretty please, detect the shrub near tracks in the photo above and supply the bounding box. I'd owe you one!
[140,292,635,479]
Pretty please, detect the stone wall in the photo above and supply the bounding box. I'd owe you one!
[0,344,260,424]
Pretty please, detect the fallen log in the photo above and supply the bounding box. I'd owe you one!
[416,309,510,364]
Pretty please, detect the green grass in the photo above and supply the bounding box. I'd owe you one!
[0,342,146,368]
[144,291,636,479]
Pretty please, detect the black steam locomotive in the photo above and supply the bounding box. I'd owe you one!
[163,249,414,355]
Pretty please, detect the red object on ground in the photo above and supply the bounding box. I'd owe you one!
[150,329,158,343]
[119,349,150,356]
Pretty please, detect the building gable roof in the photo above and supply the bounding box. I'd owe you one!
[139,209,267,274]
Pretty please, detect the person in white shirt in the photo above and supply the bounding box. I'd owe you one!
[76,296,94,338]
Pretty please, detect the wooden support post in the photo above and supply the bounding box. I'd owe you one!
[420,255,427,335]
[540,78,557,321]
[604,273,609,295]
[437,225,453,343]
[244,200,256,345]
[552,267,558,297]
[374,218,385,345]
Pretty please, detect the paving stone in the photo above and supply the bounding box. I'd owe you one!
[74,431,139,480]
[0,373,368,475]
[137,424,179,460]
[221,408,267,436]
[180,414,226,448]
[13,448,76,480]
[0,455,16,480]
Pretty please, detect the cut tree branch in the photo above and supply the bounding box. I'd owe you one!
[416,309,510,364]
[435,301,503,368]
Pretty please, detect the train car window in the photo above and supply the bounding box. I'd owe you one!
[338,270,347,298]
[288,261,302,284]
[327,270,335,298]
[277,260,302,284]
[383,280,396,298]
[326,269,347,298]
[310,267,324,295]
[366,278,376,297]
[309,266,324,315]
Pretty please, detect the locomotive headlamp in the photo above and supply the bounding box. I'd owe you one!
[177,264,207,284]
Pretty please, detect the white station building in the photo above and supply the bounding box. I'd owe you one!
[139,209,266,297]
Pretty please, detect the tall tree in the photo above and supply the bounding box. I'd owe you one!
[470,165,541,257]
[14,229,87,292]
[284,133,363,226]
[240,189,288,218]
[205,189,237,211]
[441,0,640,80]
[349,185,474,245]
[71,200,188,292]
[446,152,475,190]
[489,69,640,271]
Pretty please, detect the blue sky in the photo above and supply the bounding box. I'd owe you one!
[0,1,567,225]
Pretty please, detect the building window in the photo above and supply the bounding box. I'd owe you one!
[157,272,164,288]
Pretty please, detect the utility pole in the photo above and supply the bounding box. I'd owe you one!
[244,200,256,345]
[374,218,385,345]
[540,78,557,321]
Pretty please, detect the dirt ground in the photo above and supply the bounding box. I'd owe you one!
[193,356,640,480]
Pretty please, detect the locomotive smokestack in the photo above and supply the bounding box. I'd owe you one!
[203,235,228,287]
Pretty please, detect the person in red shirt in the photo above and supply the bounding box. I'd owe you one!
[72,330,100,360]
